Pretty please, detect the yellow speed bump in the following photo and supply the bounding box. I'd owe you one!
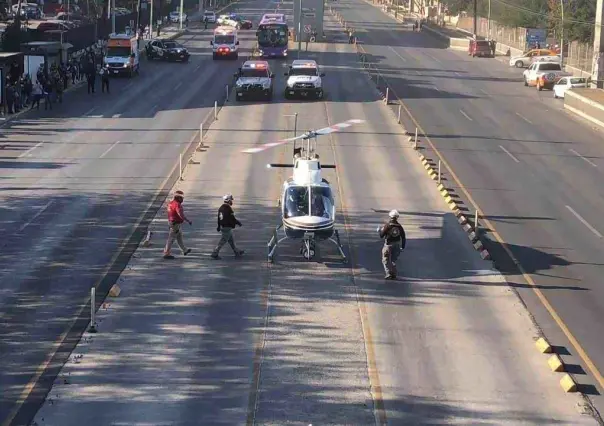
[548,354,565,372]
[560,374,577,392]
[458,215,468,225]
[423,163,432,170]
[535,337,552,354]
[444,195,455,204]
[109,284,121,297]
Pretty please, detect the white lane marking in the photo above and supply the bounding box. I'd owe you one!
[18,142,43,158]
[459,109,473,121]
[84,107,97,116]
[569,148,598,167]
[479,88,489,96]
[174,82,183,90]
[100,141,120,158]
[18,201,54,233]
[565,205,603,238]
[499,145,520,163]
[454,71,462,76]
[425,53,440,62]
[432,85,440,92]
[112,114,121,118]
[389,46,407,62]
[195,64,202,70]
[516,112,533,124]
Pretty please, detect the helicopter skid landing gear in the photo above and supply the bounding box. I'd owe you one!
[329,229,347,263]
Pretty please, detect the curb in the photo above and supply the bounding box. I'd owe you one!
[417,153,492,261]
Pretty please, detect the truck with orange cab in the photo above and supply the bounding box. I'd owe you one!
[104,33,140,77]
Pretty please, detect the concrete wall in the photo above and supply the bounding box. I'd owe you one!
[293,0,325,42]
[564,88,604,130]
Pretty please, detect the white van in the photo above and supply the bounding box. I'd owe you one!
[211,26,239,60]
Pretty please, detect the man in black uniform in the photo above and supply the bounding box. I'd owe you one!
[378,209,406,279]
[100,65,110,93]
[211,194,245,259]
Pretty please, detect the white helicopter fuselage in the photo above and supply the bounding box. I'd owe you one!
[280,158,336,240]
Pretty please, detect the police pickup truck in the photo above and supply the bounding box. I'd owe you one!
[284,60,325,99]
[234,61,274,101]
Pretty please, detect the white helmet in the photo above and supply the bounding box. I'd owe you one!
[223,194,234,202]
[388,209,399,218]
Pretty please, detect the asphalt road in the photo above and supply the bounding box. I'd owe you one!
[332,0,604,412]
[28,23,598,425]
[0,0,281,423]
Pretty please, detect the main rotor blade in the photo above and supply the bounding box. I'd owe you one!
[314,119,364,135]
[241,119,364,154]
[241,133,310,154]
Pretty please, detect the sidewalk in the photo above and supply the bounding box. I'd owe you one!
[0,25,185,128]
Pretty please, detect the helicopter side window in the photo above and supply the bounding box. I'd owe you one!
[284,186,309,218]
[310,187,334,219]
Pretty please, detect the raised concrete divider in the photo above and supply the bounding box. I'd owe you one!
[564,88,604,130]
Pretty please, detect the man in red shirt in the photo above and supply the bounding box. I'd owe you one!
[164,190,192,259]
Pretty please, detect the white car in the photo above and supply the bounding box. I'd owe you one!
[216,14,231,25]
[170,10,187,23]
[553,76,589,99]
[203,10,216,23]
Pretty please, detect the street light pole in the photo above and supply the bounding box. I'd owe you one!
[297,0,302,58]
[150,0,153,36]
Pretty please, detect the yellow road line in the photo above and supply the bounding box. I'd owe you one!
[384,66,604,390]
[322,101,388,426]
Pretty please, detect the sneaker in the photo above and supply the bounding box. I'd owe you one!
[184,248,192,256]
[164,254,175,260]
[235,250,245,257]
[211,252,220,259]
[384,274,394,280]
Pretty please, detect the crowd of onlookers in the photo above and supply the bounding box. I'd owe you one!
[2,45,105,117]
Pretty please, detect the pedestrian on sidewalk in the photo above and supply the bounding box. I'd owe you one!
[43,80,53,110]
[100,66,110,93]
[211,194,244,259]
[31,81,43,109]
[86,67,96,94]
[164,190,192,260]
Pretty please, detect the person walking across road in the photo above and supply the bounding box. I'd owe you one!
[377,210,406,279]
[100,66,110,93]
[211,194,244,259]
[164,190,192,260]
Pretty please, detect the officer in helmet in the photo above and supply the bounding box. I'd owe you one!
[377,210,406,279]
[211,194,245,259]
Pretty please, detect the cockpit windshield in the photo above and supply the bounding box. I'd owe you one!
[284,186,334,218]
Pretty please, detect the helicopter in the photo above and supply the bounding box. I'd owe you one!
[242,118,364,263]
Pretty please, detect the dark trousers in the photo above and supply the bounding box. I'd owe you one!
[102,78,110,93]
[87,76,95,93]
[31,94,41,109]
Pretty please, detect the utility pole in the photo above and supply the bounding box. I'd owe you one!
[593,0,604,88]
[111,0,116,33]
[136,0,142,33]
[487,0,491,39]
[472,0,477,37]
[297,0,302,58]
[179,0,183,30]
[559,0,564,67]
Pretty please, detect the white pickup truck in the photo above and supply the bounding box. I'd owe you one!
[523,62,572,91]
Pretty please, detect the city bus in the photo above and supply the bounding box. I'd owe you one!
[256,13,288,58]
